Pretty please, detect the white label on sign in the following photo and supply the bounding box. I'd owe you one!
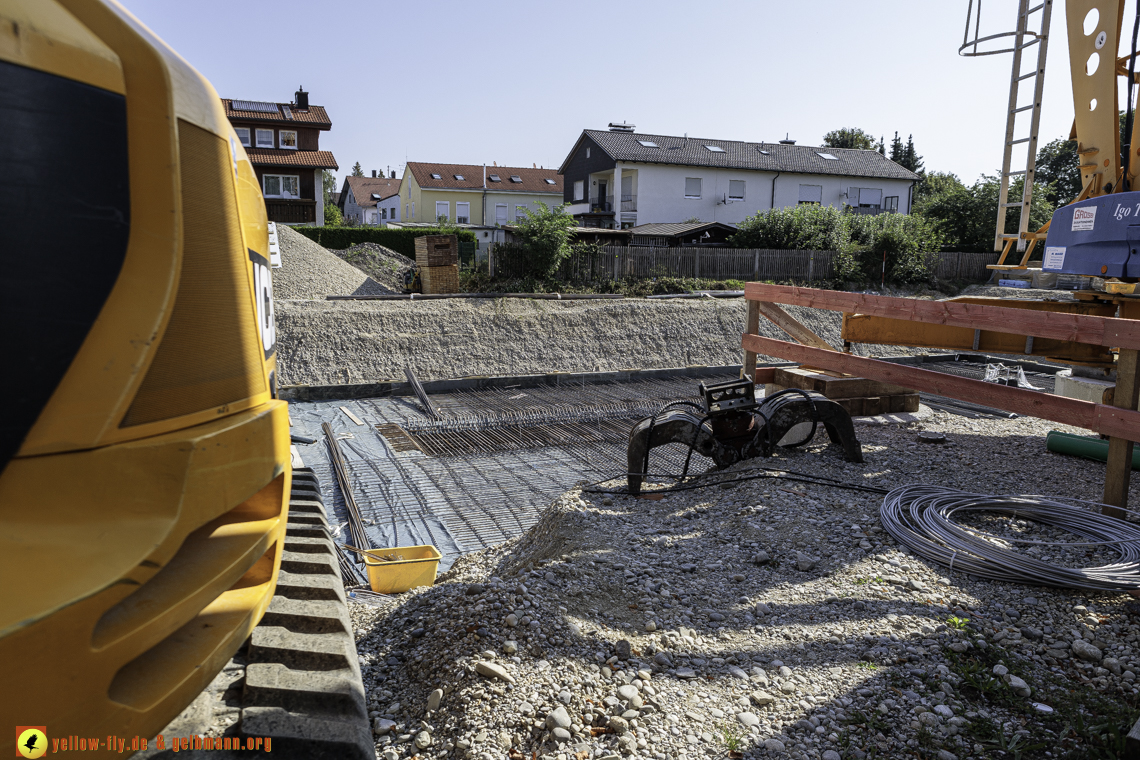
[1072,206,1096,231]
[1043,246,1066,270]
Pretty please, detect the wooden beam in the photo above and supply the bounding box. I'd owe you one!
[743,299,760,381]
[740,333,1140,442]
[744,283,1140,351]
[754,301,835,351]
[752,366,776,385]
[1104,348,1140,517]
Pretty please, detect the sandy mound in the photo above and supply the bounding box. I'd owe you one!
[273,224,395,299]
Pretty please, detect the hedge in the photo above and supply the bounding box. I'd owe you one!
[292,226,477,256]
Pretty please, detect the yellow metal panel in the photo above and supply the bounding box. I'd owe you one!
[0,0,124,93]
[1067,0,1124,195]
[0,402,289,740]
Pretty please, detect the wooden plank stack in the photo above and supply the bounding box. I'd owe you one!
[414,235,459,294]
[764,366,919,417]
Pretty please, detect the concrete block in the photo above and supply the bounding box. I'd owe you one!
[1055,372,1115,405]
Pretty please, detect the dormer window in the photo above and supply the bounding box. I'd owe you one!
[816,152,838,160]
[431,173,442,179]
[235,128,250,147]
[509,175,522,183]
[454,174,465,180]
[637,140,659,147]
[255,129,273,148]
[489,174,501,182]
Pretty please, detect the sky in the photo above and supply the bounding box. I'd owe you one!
[120,0,1140,188]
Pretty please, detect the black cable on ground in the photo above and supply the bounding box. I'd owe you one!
[880,484,1140,591]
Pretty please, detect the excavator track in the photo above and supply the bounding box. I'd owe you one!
[142,467,374,759]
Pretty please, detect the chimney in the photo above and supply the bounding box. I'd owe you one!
[391,170,396,179]
[295,86,309,110]
[778,133,796,145]
[608,121,635,132]
[371,170,376,177]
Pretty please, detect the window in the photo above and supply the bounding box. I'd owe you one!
[406,203,409,218]
[704,145,725,152]
[411,201,415,218]
[436,201,449,220]
[382,208,387,219]
[489,174,501,182]
[515,204,528,219]
[454,174,465,180]
[263,174,299,198]
[544,178,556,184]
[456,202,470,223]
[728,180,746,200]
[279,130,298,149]
[858,188,883,208]
[431,173,442,180]
[509,175,522,183]
[637,140,659,147]
[816,152,838,160]
[758,148,770,155]
[255,129,273,148]
[573,180,584,200]
[797,184,822,205]
[684,177,702,198]
[495,204,508,225]
[884,195,899,212]
[235,128,250,147]
[586,147,591,158]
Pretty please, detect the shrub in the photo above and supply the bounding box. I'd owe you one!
[323,202,343,226]
[292,226,476,256]
[510,202,578,278]
[728,204,852,251]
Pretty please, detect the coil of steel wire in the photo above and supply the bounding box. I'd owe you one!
[880,484,1140,591]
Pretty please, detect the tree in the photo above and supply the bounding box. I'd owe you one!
[324,202,343,226]
[351,161,364,177]
[822,127,876,151]
[878,136,885,155]
[889,132,904,164]
[913,171,965,206]
[915,175,1054,252]
[900,134,924,174]
[511,202,578,277]
[1034,138,1080,205]
[322,169,339,203]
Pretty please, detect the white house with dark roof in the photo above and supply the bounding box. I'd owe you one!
[339,174,401,225]
[557,127,921,229]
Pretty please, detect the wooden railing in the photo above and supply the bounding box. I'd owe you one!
[265,199,316,224]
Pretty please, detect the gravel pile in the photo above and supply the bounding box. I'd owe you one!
[348,411,1140,760]
[273,224,395,299]
[337,242,417,293]
[275,298,906,387]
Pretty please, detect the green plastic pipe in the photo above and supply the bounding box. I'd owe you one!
[1045,430,1140,470]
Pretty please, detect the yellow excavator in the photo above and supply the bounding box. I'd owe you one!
[0,0,291,747]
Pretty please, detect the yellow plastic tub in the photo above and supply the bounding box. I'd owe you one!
[361,545,441,594]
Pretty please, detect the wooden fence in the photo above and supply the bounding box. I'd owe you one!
[489,245,1001,283]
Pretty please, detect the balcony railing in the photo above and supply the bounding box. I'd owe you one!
[588,195,614,213]
[265,199,316,224]
[620,194,637,212]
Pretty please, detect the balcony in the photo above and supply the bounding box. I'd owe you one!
[588,195,615,213]
[620,194,637,212]
[265,199,316,224]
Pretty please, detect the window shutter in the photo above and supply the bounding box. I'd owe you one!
[798,185,822,203]
[859,188,882,206]
[729,180,746,199]
[685,177,702,197]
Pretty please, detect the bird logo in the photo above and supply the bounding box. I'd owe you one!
[16,728,47,759]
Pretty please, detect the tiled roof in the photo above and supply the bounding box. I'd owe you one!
[629,221,737,237]
[222,99,332,128]
[568,129,920,181]
[244,148,338,170]
[408,162,563,194]
[345,176,401,207]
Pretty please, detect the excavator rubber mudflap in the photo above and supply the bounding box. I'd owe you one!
[627,409,723,495]
[758,390,864,464]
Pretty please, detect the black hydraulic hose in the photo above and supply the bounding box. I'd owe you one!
[1126,3,1140,188]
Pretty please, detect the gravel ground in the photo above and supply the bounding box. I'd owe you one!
[275,298,914,387]
[274,224,395,299]
[347,411,1140,760]
[336,242,417,293]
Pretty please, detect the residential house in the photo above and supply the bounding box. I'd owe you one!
[398,162,563,227]
[558,126,920,229]
[629,221,736,247]
[340,172,401,225]
[222,88,338,225]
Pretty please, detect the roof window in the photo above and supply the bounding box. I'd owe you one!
[758,148,770,155]
[704,145,725,152]
[509,175,522,183]
[371,193,381,200]
[489,174,501,182]
[454,174,465,180]
[430,173,442,179]
[638,140,659,147]
[816,152,838,160]
[544,178,556,184]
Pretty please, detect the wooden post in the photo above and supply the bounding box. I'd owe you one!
[695,247,701,279]
[744,299,760,381]
[613,246,619,280]
[753,251,760,280]
[1104,348,1140,517]
[489,245,495,278]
